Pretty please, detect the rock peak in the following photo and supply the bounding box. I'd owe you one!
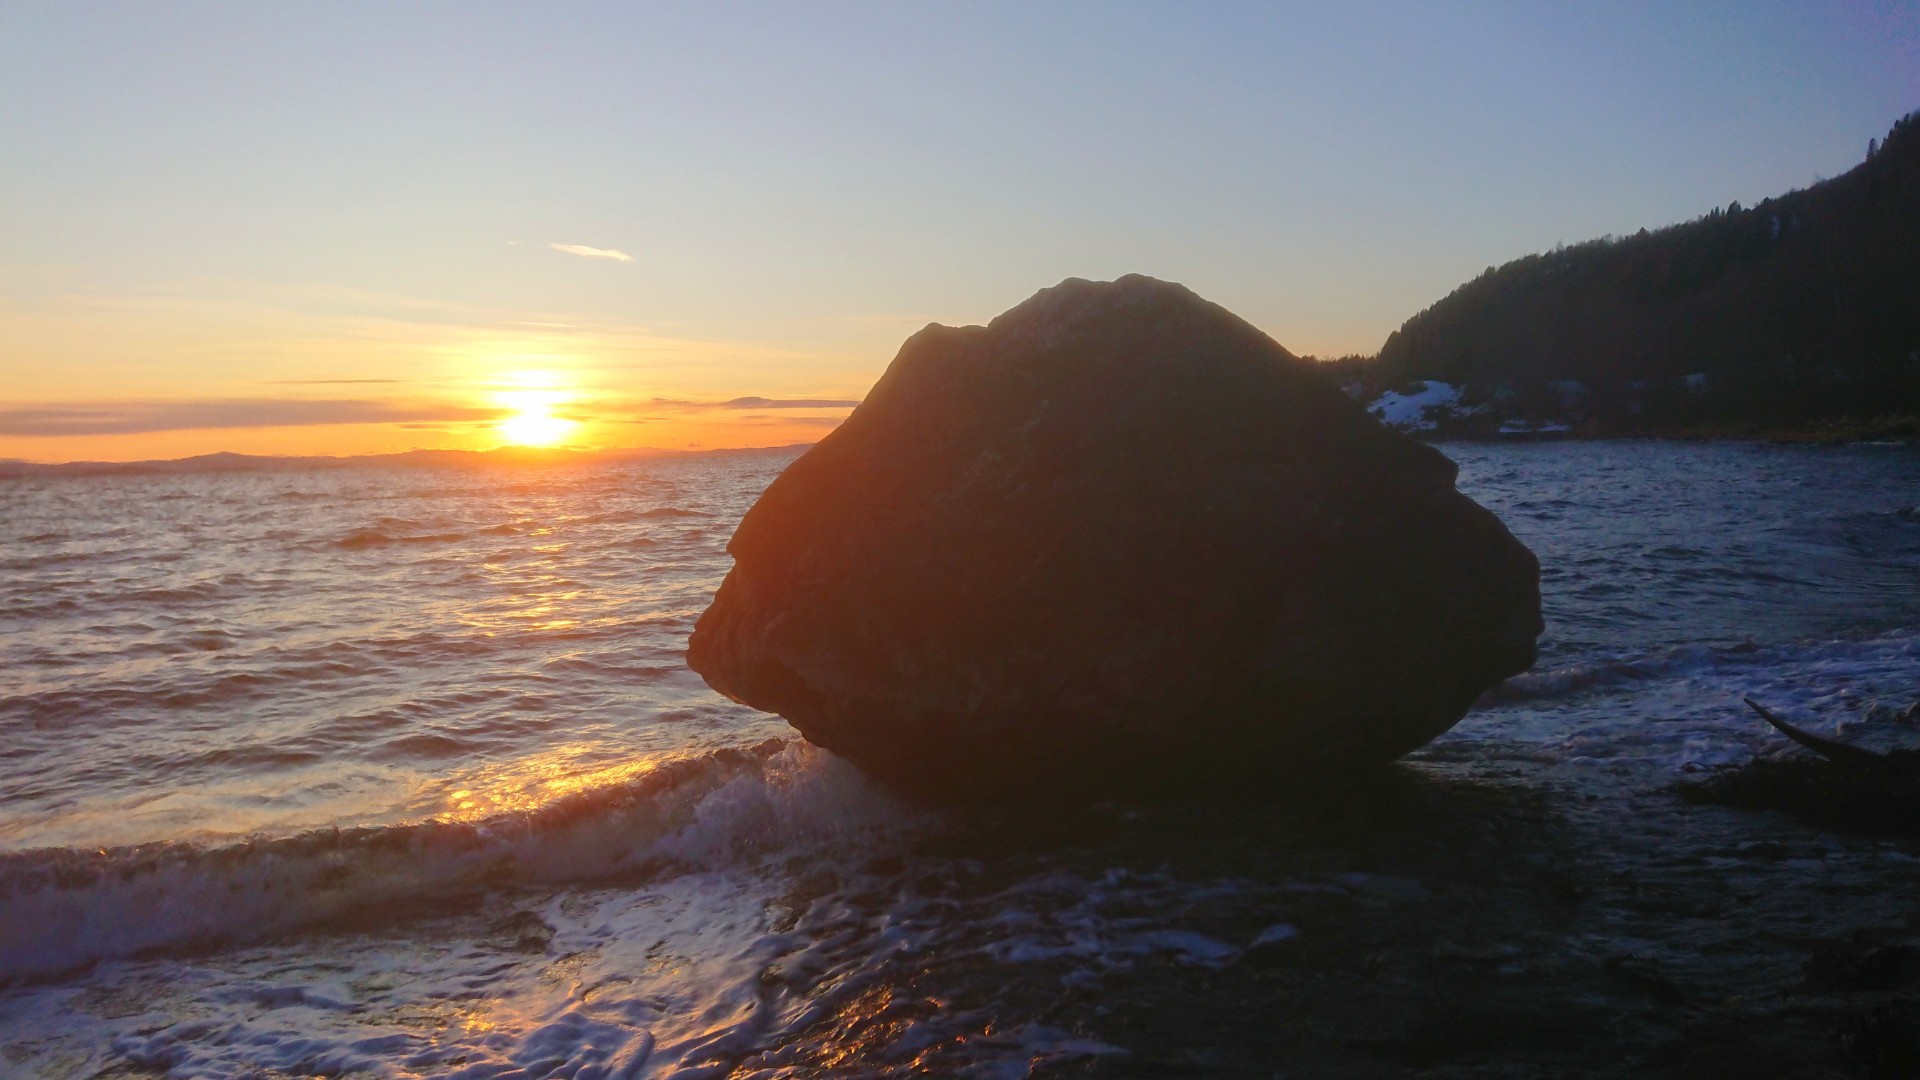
[974,274,1294,363]
[986,274,1197,337]
[1007,273,1199,314]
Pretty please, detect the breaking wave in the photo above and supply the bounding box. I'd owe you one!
[1478,643,1746,705]
[0,740,916,983]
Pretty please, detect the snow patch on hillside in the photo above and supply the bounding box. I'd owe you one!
[1367,381,1465,431]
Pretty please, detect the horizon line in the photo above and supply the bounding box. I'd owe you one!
[0,441,819,477]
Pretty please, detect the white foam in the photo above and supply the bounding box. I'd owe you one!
[0,763,1145,1079]
[1251,923,1299,947]
[0,740,921,983]
[1446,629,1920,771]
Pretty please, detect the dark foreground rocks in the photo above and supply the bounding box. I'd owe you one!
[1680,699,1920,836]
[688,275,1541,798]
[1680,755,1920,837]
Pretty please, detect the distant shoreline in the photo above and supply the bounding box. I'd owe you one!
[0,442,815,480]
[1420,415,1920,447]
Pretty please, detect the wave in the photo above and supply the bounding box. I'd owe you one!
[0,672,288,725]
[1447,629,1920,774]
[120,583,226,605]
[0,550,116,572]
[333,529,468,549]
[566,506,712,525]
[1476,643,1735,705]
[1480,631,1920,710]
[0,739,914,983]
[0,597,84,619]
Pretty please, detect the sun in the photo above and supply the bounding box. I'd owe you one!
[492,373,581,448]
[499,410,576,447]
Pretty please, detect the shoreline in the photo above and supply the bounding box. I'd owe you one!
[1421,416,1920,447]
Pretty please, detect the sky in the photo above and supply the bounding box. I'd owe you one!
[2,2,1915,463]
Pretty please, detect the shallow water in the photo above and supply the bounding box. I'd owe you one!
[3,441,1919,1077]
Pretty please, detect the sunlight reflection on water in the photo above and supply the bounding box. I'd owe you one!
[0,454,792,851]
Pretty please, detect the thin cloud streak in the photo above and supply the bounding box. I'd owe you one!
[549,243,634,262]
[736,414,846,427]
[263,378,408,385]
[719,396,861,410]
[645,396,862,410]
[0,400,502,437]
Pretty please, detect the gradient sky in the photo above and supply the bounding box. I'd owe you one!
[3,2,1915,462]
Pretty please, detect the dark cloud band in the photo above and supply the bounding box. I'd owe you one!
[0,400,501,437]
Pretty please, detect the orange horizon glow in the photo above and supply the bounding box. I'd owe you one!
[0,278,876,465]
[0,416,849,465]
[0,367,860,464]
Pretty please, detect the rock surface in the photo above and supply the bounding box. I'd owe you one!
[688,275,1541,798]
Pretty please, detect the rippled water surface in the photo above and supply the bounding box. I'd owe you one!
[3,441,1919,1077]
[1,458,785,850]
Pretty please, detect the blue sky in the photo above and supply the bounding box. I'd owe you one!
[1,2,1914,459]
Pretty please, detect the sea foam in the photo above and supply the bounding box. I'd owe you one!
[0,740,917,982]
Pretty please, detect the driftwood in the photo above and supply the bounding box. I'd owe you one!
[1741,698,1905,771]
[1677,699,1920,834]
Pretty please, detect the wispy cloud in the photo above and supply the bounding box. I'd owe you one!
[647,396,862,410]
[263,378,407,385]
[719,396,861,410]
[0,399,501,437]
[736,414,847,427]
[549,242,634,262]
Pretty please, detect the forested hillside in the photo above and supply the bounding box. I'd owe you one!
[1358,111,1920,434]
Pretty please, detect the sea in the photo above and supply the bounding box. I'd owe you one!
[3,440,1920,1078]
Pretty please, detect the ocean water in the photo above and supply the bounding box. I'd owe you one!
[3,441,1920,1077]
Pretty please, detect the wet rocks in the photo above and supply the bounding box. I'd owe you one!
[1679,759,1920,835]
[687,275,1541,798]
[1679,699,1920,834]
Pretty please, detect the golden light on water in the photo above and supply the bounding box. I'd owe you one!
[492,371,581,447]
[441,749,676,820]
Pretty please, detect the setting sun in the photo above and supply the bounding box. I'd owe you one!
[499,410,576,447]
[492,373,581,448]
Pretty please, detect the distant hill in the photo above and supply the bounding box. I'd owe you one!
[0,443,814,480]
[1348,110,1920,436]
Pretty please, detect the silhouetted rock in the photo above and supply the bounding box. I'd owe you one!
[687,275,1541,798]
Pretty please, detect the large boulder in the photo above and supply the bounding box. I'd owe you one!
[688,275,1541,799]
